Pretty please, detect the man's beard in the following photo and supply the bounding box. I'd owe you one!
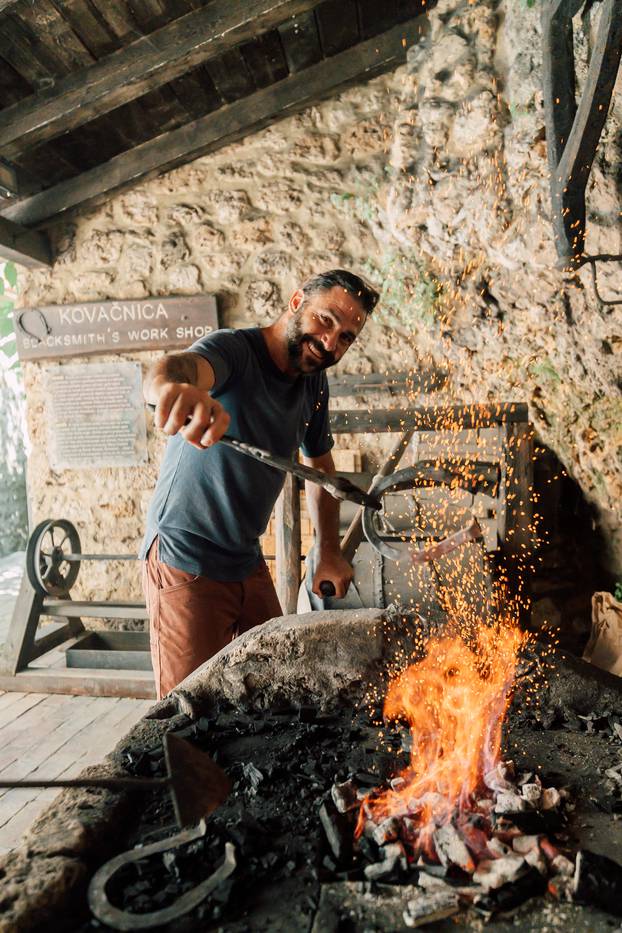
[286,317,335,373]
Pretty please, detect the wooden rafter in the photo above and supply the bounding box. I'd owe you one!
[0,0,324,159]
[0,216,51,267]
[2,17,427,229]
[542,0,622,266]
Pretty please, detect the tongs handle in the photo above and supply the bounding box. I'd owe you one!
[147,404,382,510]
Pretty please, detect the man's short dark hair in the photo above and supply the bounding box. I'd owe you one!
[301,269,379,315]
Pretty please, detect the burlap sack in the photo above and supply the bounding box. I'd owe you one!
[583,592,622,677]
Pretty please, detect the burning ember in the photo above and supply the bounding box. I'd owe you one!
[357,623,525,857]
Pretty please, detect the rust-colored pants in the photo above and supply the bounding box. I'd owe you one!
[143,539,282,699]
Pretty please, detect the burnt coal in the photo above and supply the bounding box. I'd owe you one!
[572,849,622,916]
[68,691,622,932]
[475,866,547,916]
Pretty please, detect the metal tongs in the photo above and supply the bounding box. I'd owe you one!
[148,405,493,564]
[147,404,380,510]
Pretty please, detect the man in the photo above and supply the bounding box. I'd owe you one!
[141,269,379,698]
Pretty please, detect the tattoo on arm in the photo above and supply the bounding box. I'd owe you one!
[164,354,198,385]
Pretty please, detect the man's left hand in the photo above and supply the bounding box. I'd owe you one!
[312,548,353,599]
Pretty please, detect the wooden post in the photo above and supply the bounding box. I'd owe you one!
[275,474,301,614]
[500,422,534,602]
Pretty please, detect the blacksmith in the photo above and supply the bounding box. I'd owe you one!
[141,270,379,698]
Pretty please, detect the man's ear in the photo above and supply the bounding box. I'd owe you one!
[289,289,304,314]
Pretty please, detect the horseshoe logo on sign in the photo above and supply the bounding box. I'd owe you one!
[15,308,51,343]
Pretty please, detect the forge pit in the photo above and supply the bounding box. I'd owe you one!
[2,609,622,933]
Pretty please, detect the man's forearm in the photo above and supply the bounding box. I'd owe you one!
[305,482,342,554]
[143,353,199,403]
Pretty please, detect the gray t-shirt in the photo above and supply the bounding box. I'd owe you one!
[140,327,333,581]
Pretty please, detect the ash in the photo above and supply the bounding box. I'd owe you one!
[74,695,622,933]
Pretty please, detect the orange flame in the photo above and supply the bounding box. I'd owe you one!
[360,621,525,848]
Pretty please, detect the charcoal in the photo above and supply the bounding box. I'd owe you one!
[483,761,515,792]
[242,762,264,795]
[331,779,359,814]
[495,809,563,835]
[364,854,400,881]
[476,867,547,916]
[415,859,447,879]
[511,834,540,855]
[320,801,352,863]
[432,823,475,873]
[572,849,622,916]
[551,854,575,876]
[521,783,541,805]
[541,787,561,810]
[356,835,378,864]
[403,890,460,928]
[494,792,526,814]
[524,846,547,875]
[355,771,382,787]
[372,817,400,846]
[473,854,525,890]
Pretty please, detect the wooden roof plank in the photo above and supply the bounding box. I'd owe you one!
[0,0,324,159]
[315,0,360,57]
[206,48,257,104]
[0,56,34,105]
[11,0,95,72]
[47,0,123,59]
[167,66,223,120]
[0,216,51,267]
[277,9,323,74]
[358,0,427,39]
[0,12,70,85]
[239,30,289,89]
[2,15,428,229]
[84,0,141,46]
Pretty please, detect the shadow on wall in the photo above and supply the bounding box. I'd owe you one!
[0,261,29,557]
[530,444,612,656]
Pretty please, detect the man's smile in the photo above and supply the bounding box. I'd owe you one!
[305,338,325,361]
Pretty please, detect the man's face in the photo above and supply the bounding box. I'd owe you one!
[286,285,366,375]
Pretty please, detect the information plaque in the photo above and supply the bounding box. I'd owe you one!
[46,362,147,470]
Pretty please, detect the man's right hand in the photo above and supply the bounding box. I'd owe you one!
[154,381,230,449]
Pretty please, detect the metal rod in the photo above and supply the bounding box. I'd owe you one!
[0,776,169,791]
[62,554,137,561]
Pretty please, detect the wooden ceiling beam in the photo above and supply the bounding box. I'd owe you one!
[0,216,51,267]
[2,16,428,230]
[0,0,324,159]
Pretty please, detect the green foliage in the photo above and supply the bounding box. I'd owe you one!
[0,261,19,370]
[331,188,440,329]
[614,582,622,603]
[4,261,17,288]
[367,250,440,330]
[529,358,561,385]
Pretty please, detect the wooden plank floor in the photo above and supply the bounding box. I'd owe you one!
[0,690,152,854]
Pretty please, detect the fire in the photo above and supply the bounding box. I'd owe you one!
[359,619,526,854]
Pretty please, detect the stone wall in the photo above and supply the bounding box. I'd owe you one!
[16,0,622,603]
[372,0,621,574]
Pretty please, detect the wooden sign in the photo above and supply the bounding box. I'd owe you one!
[46,362,147,470]
[14,294,218,361]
